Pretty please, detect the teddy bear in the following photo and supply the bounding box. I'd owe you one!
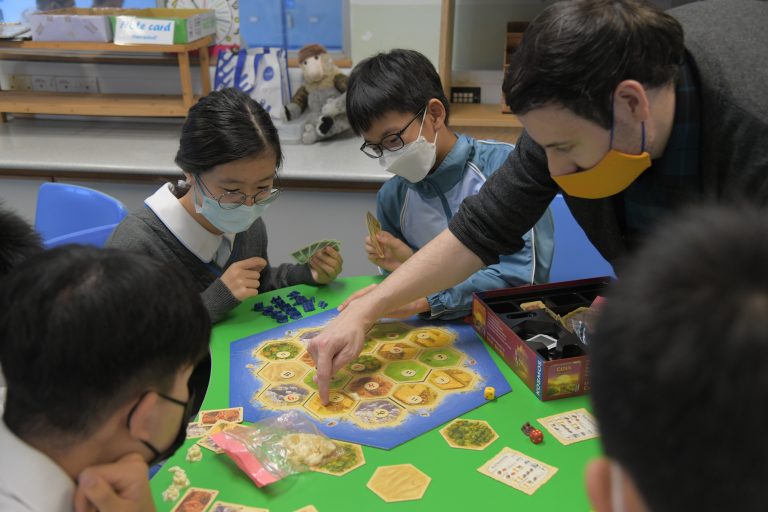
[283,43,351,144]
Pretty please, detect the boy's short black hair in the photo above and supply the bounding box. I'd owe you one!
[0,204,42,277]
[591,206,768,511]
[503,0,684,129]
[346,49,450,135]
[0,246,211,442]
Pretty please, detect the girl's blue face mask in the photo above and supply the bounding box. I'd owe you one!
[193,176,270,234]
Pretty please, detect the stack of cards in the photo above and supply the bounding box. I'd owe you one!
[366,211,384,258]
[292,240,341,264]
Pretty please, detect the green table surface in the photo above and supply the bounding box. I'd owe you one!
[150,276,600,511]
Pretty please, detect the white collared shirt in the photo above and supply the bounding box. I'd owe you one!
[0,420,74,512]
[145,184,235,267]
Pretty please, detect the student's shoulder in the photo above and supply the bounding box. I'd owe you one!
[468,136,516,177]
[376,175,409,203]
[108,208,164,247]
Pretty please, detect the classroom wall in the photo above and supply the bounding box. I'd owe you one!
[0,178,379,277]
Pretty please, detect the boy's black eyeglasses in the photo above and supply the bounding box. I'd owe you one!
[360,107,426,159]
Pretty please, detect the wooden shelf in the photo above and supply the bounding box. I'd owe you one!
[0,36,213,53]
[450,103,522,128]
[0,91,198,117]
[0,36,213,122]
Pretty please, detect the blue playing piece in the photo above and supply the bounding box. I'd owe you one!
[276,316,288,323]
[252,302,264,311]
[317,301,328,309]
[263,306,274,314]
[302,303,315,313]
[287,291,300,298]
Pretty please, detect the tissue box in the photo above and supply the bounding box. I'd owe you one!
[29,8,121,42]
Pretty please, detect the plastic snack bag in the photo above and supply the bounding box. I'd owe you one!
[211,411,339,487]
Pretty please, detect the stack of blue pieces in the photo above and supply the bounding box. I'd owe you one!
[254,291,330,321]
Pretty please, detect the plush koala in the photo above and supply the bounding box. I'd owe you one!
[283,44,351,144]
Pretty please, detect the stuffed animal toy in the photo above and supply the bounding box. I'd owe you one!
[283,43,351,144]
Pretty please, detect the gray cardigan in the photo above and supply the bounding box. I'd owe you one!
[108,208,315,323]
[448,0,768,271]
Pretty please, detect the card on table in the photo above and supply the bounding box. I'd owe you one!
[537,408,599,445]
[197,420,241,453]
[366,211,384,257]
[477,447,558,496]
[210,501,269,512]
[171,487,219,512]
[186,422,212,439]
[198,407,243,426]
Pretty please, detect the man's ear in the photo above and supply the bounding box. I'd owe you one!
[613,80,651,124]
[427,98,447,132]
[126,393,159,442]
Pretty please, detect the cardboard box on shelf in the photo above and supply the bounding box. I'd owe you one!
[111,9,215,45]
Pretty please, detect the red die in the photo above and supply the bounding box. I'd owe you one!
[529,429,544,444]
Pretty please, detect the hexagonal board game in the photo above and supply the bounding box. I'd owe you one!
[230,310,511,449]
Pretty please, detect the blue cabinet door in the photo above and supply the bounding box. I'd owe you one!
[239,0,285,48]
[284,0,343,52]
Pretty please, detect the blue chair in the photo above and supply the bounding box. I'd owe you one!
[43,224,120,249]
[35,183,128,246]
[549,194,615,282]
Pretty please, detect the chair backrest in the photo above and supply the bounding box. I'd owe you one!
[35,183,128,241]
[549,194,615,282]
[43,224,120,249]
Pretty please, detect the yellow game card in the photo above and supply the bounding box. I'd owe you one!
[477,447,558,496]
[537,408,600,445]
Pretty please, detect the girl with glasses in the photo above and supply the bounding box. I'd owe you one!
[109,88,343,323]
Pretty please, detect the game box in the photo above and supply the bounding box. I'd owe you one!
[471,278,609,401]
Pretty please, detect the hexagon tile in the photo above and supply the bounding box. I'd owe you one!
[367,464,431,502]
[229,310,511,449]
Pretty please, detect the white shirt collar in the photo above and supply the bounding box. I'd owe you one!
[145,184,235,264]
[0,420,74,512]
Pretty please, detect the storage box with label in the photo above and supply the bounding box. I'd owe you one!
[111,8,215,45]
[29,8,125,42]
[472,278,609,401]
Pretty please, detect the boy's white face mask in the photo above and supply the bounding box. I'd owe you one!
[379,110,438,183]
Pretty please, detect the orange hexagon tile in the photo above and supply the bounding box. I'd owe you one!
[304,391,358,418]
[439,419,499,450]
[257,361,309,383]
[367,464,431,502]
[408,327,455,348]
[391,383,439,408]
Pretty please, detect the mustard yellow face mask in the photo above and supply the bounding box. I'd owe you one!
[552,123,651,199]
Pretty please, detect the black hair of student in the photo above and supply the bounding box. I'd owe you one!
[346,49,450,135]
[591,205,768,511]
[503,0,684,129]
[0,203,43,278]
[174,87,283,182]
[0,246,211,442]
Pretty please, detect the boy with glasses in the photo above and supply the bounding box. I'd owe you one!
[346,49,554,319]
[0,246,211,511]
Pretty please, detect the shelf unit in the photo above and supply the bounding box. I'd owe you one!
[438,0,522,143]
[0,35,213,122]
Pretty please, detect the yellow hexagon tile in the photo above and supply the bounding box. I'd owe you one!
[439,419,499,450]
[311,441,365,476]
[367,464,431,503]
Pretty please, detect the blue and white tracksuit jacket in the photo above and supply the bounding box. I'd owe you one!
[377,134,555,320]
